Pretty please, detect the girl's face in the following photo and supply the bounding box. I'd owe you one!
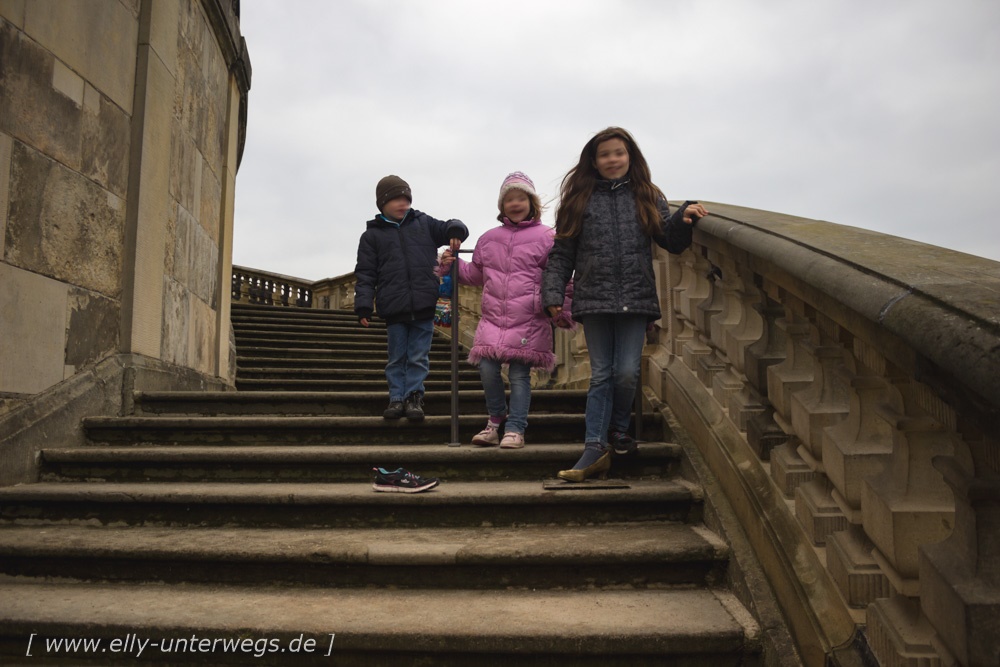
[502,190,531,223]
[593,138,630,180]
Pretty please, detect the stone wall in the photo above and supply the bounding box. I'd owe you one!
[0,0,248,401]
[0,0,249,483]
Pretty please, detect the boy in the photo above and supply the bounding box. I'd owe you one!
[354,175,468,420]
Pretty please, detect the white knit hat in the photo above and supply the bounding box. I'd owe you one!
[497,171,537,210]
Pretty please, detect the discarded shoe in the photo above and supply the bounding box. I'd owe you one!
[371,467,439,493]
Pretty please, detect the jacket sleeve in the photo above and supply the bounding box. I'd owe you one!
[353,232,377,319]
[552,279,577,330]
[425,213,470,246]
[653,197,697,254]
[541,234,577,311]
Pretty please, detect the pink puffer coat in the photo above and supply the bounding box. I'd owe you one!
[442,217,573,370]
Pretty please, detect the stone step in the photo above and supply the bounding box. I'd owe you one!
[0,582,760,666]
[231,303,354,317]
[0,522,726,588]
[0,479,703,528]
[235,331,456,349]
[232,356,476,371]
[234,336,455,352]
[39,443,680,483]
[235,367,483,382]
[237,346,456,360]
[133,389,588,416]
[82,414,659,446]
[234,377,485,392]
[232,321,387,335]
[232,313,386,327]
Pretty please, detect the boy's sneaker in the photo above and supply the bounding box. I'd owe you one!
[383,400,404,419]
[471,418,503,447]
[609,431,638,455]
[404,391,424,420]
[371,467,439,493]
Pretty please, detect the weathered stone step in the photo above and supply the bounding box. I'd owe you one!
[235,367,482,382]
[0,522,727,588]
[39,443,680,482]
[0,582,760,666]
[0,479,702,528]
[232,357,475,371]
[231,303,353,317]
[232,313,386,327]
[82,414,656,446]
[232,321,386,335]
[234,336,455,352]
[235,330,455,349]
[233,377,491,392]
[133,389,587,416]
[237,346,455,360]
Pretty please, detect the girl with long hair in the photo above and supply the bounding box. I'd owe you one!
[541,127,708,481]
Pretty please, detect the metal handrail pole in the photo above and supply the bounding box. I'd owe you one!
[447,249,473,446]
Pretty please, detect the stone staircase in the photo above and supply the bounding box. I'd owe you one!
[0,302,764,665]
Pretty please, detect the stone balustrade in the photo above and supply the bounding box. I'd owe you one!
[645,202,999,666]
[231,265,313,308]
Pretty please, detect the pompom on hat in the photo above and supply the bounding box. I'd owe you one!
[497,171,537,210]
[376,175,412,212]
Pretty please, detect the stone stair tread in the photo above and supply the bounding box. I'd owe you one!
[0,478,700,504]
[0,522,728,564]
[0,580,757,655]
[134,389,587,402]
[42,443,682,463]
[83,414,589,430]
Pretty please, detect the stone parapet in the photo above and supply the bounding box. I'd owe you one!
[642,202,999,665]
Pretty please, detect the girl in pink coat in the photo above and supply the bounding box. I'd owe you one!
[439,172,572,448]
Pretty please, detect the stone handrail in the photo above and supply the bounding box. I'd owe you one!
[231,265,314,308]
[646,202,999,666]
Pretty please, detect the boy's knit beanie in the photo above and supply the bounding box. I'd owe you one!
[376,175,412,212]
[497,171,536,210]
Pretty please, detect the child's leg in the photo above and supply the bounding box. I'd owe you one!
[608,315,647,434]
[581,314,616,445]
[477,357,508,419]
[384,322,408,402]
[402,317,435,397]
[504,361,532,435]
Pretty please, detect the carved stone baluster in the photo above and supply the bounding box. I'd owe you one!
[707,263,745,409]
[694,268,726,390]
[920,434,1000,666]
[863,380,959,666]
[823,342,895,606]
[722,277,765,431]
[745,299,790,459]
[675,254,714,374]
[767,310,816,497]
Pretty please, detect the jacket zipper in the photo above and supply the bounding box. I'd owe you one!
[394,213,416,320]
[610,185,623,312]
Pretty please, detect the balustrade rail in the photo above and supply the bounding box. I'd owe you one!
[647,202,999,667]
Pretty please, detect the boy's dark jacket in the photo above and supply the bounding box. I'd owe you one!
[354,209,469,324]
[541,179,696,320]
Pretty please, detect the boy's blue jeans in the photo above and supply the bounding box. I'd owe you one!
[581,314,647,444]
[479,357,532,435]
[385,318,435,401]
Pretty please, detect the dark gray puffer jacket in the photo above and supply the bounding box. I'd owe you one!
[354,209,468,324]
[541,179,696,320]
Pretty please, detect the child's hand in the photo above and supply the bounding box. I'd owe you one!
[359,317,369,327]
[449,237,462,252]
[683,203,708,224]
[439,249,455,268]
[546,305,562,318]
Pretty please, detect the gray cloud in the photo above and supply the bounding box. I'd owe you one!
[233,0,1000,280]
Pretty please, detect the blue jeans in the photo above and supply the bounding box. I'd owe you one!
[582,314,647,444]
[479,358,532,434]
[385,318,435,401]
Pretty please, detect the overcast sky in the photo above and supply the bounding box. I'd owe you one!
[232,0,1000,281]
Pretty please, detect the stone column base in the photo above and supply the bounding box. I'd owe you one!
[827,528,890,608]
[866,596,943,667]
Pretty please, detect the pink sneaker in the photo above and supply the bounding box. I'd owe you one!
[471,420,502,447]
[500,432,524,449]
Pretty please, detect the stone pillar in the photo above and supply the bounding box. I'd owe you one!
[119,0,179,358]
[214,73,240,384]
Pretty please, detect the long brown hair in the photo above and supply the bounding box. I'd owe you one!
[554,127,664,239]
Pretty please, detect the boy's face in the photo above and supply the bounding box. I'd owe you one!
[381,196,411,221]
